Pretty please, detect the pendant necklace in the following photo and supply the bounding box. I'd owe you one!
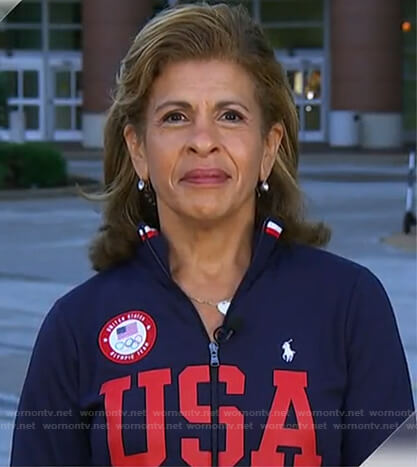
[187,295,232,315]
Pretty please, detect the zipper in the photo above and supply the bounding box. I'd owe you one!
[209,342,220,467]
[141,223,268,467]
[145,238,225,465]
[145,238,223,465]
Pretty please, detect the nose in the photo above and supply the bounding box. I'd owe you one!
[186,114,220,157]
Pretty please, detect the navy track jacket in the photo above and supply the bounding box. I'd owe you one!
[10,217,415,466]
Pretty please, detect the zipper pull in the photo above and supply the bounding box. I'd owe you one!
[209,342,220,367]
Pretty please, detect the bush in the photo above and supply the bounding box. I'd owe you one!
[0,142,67,189]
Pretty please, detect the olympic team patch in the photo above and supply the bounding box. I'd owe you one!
[98,311,157,364]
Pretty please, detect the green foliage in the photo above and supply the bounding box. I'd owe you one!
[0,142,67,189]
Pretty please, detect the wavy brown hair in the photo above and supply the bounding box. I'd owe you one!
[86,1,331,272]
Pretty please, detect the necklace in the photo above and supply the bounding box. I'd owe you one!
[187,295,232,315]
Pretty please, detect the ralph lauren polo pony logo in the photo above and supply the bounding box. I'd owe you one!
[281,338,296,362]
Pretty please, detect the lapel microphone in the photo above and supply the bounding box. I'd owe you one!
[214,316,244,344]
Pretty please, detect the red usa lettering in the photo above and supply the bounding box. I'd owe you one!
[99,366,322,466]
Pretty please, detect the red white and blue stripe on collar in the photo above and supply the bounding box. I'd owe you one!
[138,218,283,242]
[264,220,283,239]
[138,225,159,241]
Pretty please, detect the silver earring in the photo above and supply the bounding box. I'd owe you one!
[260,180,270,192]
[137,178,145,191]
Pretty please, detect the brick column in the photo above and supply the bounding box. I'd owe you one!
[82,0,153,148]
[329,0,402,148]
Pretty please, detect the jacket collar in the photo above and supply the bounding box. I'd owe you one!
[135,217,284,290]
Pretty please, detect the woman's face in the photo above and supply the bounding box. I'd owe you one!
[124,59,283,225]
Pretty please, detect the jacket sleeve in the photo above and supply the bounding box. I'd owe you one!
[10,299,91,466]
[340,267,415,466]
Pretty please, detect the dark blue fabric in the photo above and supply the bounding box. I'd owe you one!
[10,217,415,466]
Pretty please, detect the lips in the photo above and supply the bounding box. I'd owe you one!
[181,168,230,184]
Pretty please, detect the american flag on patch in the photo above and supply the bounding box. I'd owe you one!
[116,322,138,340]
[264,220,283,239]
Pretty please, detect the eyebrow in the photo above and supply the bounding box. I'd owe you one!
[154,100,250,114]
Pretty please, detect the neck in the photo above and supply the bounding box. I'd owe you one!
[159,208,255,285]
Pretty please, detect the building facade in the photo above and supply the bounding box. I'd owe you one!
[0,0,415,148]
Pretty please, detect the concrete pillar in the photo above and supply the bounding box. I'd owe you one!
[329,0,402,149]
[82,0,153,148]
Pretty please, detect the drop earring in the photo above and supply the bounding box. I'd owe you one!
[260,180,270,192]
[137,178,145,191]
[138,178,157,207]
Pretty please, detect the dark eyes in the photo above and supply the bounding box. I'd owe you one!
[162,110,244,123]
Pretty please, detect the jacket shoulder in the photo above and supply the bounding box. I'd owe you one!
[52,260,141,321]
[278,242,376,288]
[283,242,365,272]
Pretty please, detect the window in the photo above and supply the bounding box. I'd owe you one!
[0,69,42,131]
[2,71,18,98]
[0,29,42,50]
[49,29,81,50]
[23,105,40,130]
[260,0,323,22]
[23,71,39,98]
[55,71,71,98]
[264,27,323,49]
[49,0,82,51]
[75,71,82,98]
[76,105,82,130]
[3,1,42,23]
[55,106,71,130]
[153,1,323,50]
[1,1,42,49]
[304,105,320,131]
[0,0,81,51]
[49,1,81,24]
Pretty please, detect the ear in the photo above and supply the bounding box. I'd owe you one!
[260,122,284,181]
[123,123,149,180]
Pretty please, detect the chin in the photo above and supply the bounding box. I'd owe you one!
[183,206,230,224]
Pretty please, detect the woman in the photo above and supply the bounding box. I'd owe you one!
[10,3,414,467]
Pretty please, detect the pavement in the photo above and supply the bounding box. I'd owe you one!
[0,148,416,465]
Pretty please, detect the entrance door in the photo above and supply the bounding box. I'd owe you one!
[0,57,44,141]
[281,56,325,142]
[50,60,82,141]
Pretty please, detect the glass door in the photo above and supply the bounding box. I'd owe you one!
[282,56,325,142]
[0,58,44,141]
[51,61,82,141]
